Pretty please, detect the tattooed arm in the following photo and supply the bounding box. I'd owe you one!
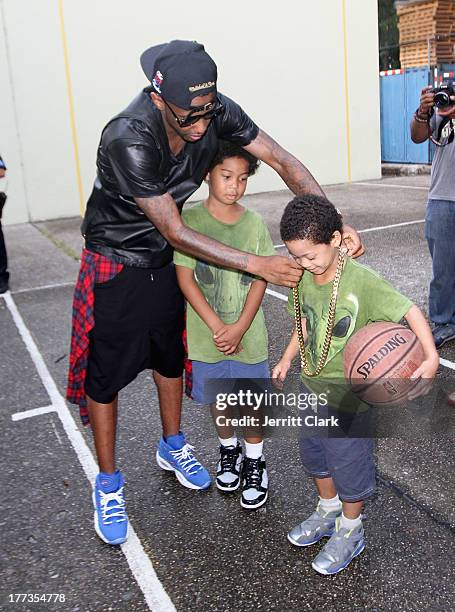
[135,192,302,287]
[244,129,364,257]
[244,129,325,197]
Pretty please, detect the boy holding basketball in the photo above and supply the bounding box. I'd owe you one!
[273,195,438,575]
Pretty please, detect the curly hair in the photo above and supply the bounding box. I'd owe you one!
[209,140,260,176]
[280,195,343,244]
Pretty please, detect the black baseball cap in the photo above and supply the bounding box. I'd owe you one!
[140,40,217,110]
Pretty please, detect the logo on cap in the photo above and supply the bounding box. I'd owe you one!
[188,81,215,93]
[152,70,164,93]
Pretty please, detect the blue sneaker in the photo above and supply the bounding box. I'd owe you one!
[93,471,128,545]
[156,432,211,490]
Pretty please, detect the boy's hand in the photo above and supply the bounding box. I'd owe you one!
[410,354,439,380]
[271,359,292,390]
[213,322,245,355]
[407,354,439,400]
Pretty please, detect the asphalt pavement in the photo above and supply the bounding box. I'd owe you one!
[1,175,454,612]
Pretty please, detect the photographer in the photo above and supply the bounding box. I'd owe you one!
[411,84,455,349]
[0,155,8,294]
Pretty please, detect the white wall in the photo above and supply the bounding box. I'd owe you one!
[1,0,381,224]
[0,2,29,224]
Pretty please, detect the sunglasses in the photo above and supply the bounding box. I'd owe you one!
[163,97,223,128]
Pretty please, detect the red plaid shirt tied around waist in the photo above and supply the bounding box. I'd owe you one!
[66,249,123,425]
[183,322,193,399]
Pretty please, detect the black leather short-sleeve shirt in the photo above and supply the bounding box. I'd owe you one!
[82,89,259,268]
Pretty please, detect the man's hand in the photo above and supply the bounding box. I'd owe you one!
[418,86,435,116]
[341,224,364,258]
[0,169,5,178]
[411,87,434,143]
[437,98,455,119]
[250,254,303,287]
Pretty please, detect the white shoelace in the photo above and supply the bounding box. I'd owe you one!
[170,444,202,475]
[98,487,127,524]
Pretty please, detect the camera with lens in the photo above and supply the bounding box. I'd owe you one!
[432,79,455,108]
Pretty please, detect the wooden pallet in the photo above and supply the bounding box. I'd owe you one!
[396,0,455,67]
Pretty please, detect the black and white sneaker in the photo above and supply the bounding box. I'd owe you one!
[216,442,243,492]
[240,455,268,509]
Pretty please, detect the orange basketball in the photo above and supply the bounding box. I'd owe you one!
[343,322,425,406]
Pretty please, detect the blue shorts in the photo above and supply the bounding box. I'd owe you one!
[299,436,376,502]
[191,359,270,405]
[298,383,376,501]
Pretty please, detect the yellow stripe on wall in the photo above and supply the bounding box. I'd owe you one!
[342,0,352,182]
[58,0,85,215]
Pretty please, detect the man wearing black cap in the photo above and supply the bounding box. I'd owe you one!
[67,40,362,546]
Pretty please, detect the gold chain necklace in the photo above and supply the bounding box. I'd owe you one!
[293,249,346,377]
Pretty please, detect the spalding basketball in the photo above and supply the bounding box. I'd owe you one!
[343,322,425,406]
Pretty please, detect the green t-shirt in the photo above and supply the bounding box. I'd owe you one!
[287,257,413,408]
[174,202,275,364]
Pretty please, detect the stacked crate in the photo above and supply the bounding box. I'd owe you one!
[395,0,455,67]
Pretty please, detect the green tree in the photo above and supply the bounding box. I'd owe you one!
[378,0,400,70]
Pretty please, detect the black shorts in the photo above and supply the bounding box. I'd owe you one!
[85,262,184,404]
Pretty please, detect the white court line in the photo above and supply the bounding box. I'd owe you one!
[51,419,63,446]
[264,290,455,372]
[12,405,56,421]
[353,182,429,190]
[440,358,455,371]
[357,219,425,234]
[3,292,175,612]
[265,288,288,302]
[273,218,425,249]
[12,281,75,294]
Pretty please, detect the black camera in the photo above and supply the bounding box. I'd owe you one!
[432,79,455,108]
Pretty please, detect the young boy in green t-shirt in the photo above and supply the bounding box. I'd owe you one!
[273,195,438,574]
[174,141,275,509]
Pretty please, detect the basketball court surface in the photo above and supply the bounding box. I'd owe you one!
[1,174,454,611]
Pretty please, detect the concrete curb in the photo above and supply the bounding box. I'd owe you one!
[382,163,431,176]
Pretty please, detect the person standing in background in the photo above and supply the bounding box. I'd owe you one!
[410,86,455,349]
[0,155,9,294]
